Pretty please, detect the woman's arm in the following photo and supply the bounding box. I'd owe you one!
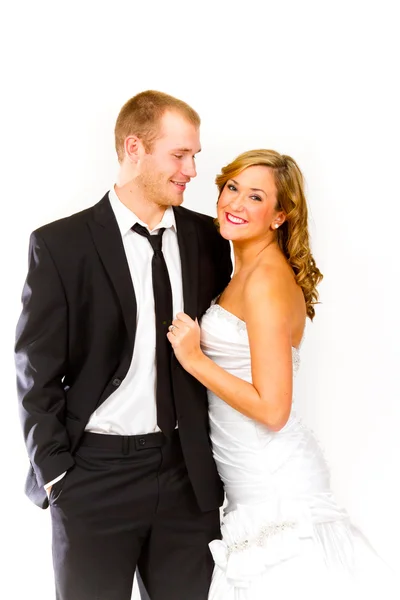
[168,267,294,431]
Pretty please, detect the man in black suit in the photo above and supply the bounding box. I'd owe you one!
[15,90,232,600]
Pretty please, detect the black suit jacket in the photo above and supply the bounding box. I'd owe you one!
[15,194,232,511]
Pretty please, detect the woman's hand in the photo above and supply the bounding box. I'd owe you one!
[167,312,204,372]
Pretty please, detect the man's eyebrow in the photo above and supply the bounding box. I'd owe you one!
[231,179,267,196]
[173,147,202,154]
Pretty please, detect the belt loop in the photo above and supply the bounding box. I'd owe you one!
[122,436,129,455]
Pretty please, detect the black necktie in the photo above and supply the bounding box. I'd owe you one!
[132,223,176,435]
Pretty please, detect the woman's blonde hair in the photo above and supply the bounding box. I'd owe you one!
[216,149,323,320]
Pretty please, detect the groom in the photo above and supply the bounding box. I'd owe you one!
[15,90,232,600]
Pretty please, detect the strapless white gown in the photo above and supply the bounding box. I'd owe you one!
[201,303,397,599]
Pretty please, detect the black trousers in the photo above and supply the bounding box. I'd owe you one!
[49,430,220,600]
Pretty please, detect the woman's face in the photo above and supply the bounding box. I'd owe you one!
[217,165,283,242]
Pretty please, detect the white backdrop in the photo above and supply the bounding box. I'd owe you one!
[1,1,399,597]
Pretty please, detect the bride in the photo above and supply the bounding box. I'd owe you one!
[167,149,397,599]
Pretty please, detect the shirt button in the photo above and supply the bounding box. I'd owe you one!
[112,378,122,387]
[139,438,146,447]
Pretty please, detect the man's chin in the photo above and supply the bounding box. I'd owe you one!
[158,195,185,208]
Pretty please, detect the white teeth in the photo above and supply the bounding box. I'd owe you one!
[227,213,246,224]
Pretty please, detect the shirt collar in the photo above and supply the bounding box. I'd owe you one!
[108,186,177,237]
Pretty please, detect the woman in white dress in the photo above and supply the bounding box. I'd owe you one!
[167,149,397,599]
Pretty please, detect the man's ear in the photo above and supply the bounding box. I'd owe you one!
[124,135,142,164]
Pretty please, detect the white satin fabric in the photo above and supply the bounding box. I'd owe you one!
[201,304,397,599]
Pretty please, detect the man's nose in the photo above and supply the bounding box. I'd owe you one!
[181,157,197,179]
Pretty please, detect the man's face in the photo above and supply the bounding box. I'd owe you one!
[136,111,201,207]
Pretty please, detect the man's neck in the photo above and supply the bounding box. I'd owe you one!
[114,183,167,230]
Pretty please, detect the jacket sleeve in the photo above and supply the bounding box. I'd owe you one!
[15,231,75,487]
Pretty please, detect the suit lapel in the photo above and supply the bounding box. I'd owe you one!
[87,199,198,349]
[88,194,137,351]
[174,207,199,319]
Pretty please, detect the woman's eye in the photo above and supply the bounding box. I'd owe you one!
[251,195,262,202]
[227,184,237,191]
[174,155,183,159]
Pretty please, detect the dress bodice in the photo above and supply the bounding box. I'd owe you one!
[200,303,331,511]
[201,303,301,381]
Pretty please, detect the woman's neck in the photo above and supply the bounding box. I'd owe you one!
[232,235,278,276]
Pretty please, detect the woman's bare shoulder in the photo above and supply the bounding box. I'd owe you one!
[244,262,292,302]
[243,261,305,325]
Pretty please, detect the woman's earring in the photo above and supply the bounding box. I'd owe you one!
[274,223,279,229]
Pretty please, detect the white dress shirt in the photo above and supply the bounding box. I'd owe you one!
[45,187,183,489]
[86,186,184,434]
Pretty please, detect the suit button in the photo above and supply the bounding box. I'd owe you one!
[139,438,146,446]
[112,378,122,387]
